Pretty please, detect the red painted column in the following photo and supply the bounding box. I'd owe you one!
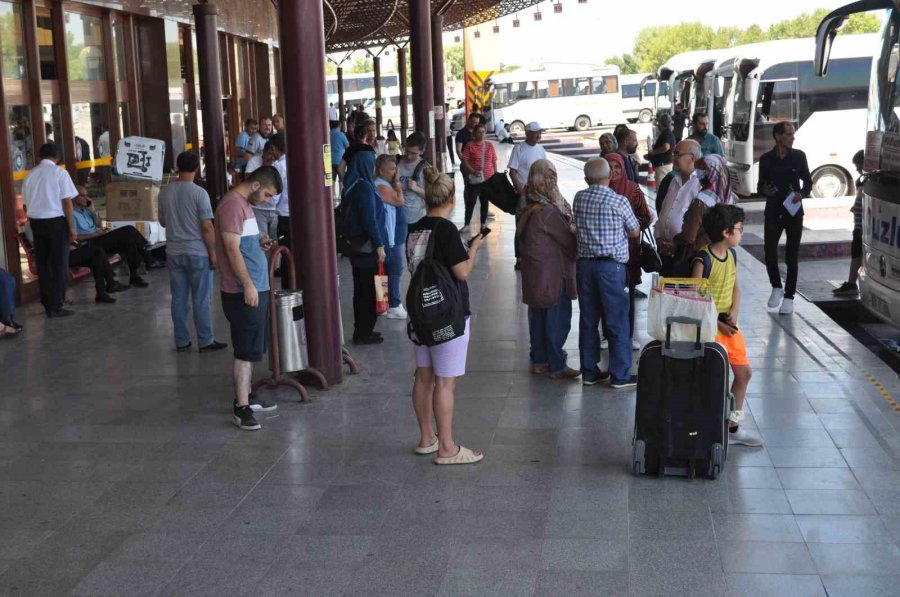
[373,55,383,135]
[192,3,227,207]
[337,66,346,131]
[431,13,446,172]
[409,0,435,166]
[398,47,409,139]
[278,0,343,385]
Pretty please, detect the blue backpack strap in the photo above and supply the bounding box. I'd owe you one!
[729,247,737,264]
[700,248,713,279]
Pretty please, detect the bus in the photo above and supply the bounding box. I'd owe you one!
[816,1,900,327]
[620,74,670,123]
[722,34,876,198]
[325,72,400,108]
[488,65,622,134]
[654,48,737,118]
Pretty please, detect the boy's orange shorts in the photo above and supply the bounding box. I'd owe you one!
[716,329,749,367]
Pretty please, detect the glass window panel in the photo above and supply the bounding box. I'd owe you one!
[65,12,105,81]
[9,105,33,174]
[36,7,57,79]
[119,101,131,138]
[43,103,65,160]
[112,20,126,81]
[0,2,26,79]
[71,102,110,186]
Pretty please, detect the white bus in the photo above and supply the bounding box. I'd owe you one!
[488,65,622,134]
[722,34,876,198]
[817,0,900,327]
[654,48,737,117]
[620,74,670,123]
[325,72,401,108]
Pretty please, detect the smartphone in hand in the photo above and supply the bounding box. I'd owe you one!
[466,227,491,248]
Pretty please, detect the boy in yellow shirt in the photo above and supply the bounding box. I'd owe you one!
[691,204,763,447]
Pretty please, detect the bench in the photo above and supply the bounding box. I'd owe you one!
[14,231,121,282]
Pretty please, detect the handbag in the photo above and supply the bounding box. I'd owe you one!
[374,261,389,314]
[639,228,663,273]
[484,171,519,215]
[467,142,486,185]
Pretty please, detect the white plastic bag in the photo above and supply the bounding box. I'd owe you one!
[647,278,718,344]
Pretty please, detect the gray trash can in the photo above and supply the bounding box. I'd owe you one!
[272,290,308,373]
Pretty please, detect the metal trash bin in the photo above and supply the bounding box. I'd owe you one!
[272,290,308,373]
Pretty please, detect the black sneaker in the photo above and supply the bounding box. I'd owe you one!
[176,342,193,353]
[95,293,117,304]
[832,281,859,296]
[610,375,638,389]
[352,334,384,345]
[130,276,149,288]
[249,393,278,412]
[582,371,611,386]
[46,308,75,318]
[233,404,260,430]
[108,281,131,293]
[199,341,229,353]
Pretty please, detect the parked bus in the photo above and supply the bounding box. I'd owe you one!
[488,65,622,134]
[722,34,876,198]
[654,48,736,117]
[620,74,670,123]
[325,72,400,108]
[817,1,900,327]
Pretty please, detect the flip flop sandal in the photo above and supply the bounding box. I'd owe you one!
[434,445,484,465]
[414,436,439,455]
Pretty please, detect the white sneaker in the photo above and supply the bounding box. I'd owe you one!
[779,298,794,315]
[632,339,641,350]
[600,337,609,350]
[729,427,764,447]
[386,305,408,319]
[767,288,784,308]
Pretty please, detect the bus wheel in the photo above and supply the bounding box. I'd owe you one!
[509,120,526,136]
[638,109,653,124]
[574,115,592,131]
[811,166,851,198]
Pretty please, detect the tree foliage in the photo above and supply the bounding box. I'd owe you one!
[606,10,881,75]
[347,55,373,74]
[444,44,464,80]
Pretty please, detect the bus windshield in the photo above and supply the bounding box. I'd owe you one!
[870,9,900,135]
[731,76,754,142]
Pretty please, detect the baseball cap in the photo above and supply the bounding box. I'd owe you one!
[525,122,543,132]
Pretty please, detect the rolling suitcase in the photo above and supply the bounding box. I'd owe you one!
[632,316,733,480]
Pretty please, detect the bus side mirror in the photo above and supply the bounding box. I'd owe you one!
[744,78,759,103]
[815,8,853,77]
[715,78,725,98]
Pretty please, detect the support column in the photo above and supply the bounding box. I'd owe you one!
[337,66,345,131]
[23,0,45,149]
[192,3,227,207]
[51,1,76,179]
[278,0,343,385]
[409,0,435,165]
[373,55,383,135]
[431,14,446,172]
[398,47,408,139]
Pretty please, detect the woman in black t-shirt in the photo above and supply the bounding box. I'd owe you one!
[405,166,485,465]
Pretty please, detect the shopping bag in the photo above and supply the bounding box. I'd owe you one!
[374,262,389,314]
[647,276,718,344]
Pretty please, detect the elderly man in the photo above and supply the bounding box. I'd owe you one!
[655,139,702,265]
[244,116,273,162]
[573,157,641,389]
[690,113,724,157]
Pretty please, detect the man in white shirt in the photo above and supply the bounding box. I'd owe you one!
[507,122,547,197]
[23,144,79,317]
[244,117,273,162]
[252,133,283,242]
[328,103,339,122]
[655,139,702,250]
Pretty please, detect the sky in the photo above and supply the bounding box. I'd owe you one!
[442,0,859,69]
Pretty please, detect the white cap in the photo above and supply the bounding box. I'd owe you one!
[525,122,543,132]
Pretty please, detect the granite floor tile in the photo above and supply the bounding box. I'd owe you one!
[808,542,900,575]
[724,573,826,597]
[796,515,893,544]
[541,538,628,572]
[785,490,876,515]
[544,504,629,540]
[776,467,861,490]
[821,574,900,597]
[437,567,538,597]
[449,538,542,570]
[70,559,172,597]
[767,447,848,468]
[711,513,804,543]
[719,541,817,574]
[534,570,627,597]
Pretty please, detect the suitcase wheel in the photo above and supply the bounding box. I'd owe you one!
[632,439,646,476]
[708,443,724,480]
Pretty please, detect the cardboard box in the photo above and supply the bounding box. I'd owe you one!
[105,182,159,222]
[109,220,166,245]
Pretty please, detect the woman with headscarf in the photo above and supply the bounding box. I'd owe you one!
[599,132,617,157]
[344,137,389,345]
[606,152,653,349]
[517,159,579,379]
[676,153,735,261]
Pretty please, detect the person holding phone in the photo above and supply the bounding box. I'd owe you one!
[757,122,812,315]
[374,154,407,320]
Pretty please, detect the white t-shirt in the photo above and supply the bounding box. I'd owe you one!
[507,142,546,188]
[244,154,264,174]
[274,156,290,216]
[656,173,700,242]
[23,159,78,219]
[329,106,339,121]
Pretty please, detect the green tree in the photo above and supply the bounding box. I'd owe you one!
[606,53,639,75]
[844,12,882,34]
[325,61,337,76]
[347,55,373,74]
[444,44,464,79]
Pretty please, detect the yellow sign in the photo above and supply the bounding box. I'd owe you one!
[464,26,500,114]
[323,144,333,187]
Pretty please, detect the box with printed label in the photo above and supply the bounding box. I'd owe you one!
[105,182,159,222]
[109,220,166,245]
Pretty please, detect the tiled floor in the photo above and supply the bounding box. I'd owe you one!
[2,148,900,596]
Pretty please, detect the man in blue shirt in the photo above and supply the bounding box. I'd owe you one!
[73,186,160,288]
[235,118,258,174]
[573,157,641,388]
[690,113,724,157]
[330,120,350,198]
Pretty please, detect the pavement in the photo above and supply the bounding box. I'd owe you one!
[2,144,900,596]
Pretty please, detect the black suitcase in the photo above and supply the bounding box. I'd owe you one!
[632,316,733,480]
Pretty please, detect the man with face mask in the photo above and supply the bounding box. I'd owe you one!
[215,166,283,430]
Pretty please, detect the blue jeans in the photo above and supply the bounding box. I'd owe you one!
[529,289,573,374]
[0,268,15,324]
[384,243,405,308]
[577,259,632,382]
[168,254,214,348]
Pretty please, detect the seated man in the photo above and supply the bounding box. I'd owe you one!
[73,186,160,288]
[68,243,127,304]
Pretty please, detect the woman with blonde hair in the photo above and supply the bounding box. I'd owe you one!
[517,159,579,379]
[405,166,485,465]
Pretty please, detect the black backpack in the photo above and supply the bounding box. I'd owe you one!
[406,221,466,346]
[334,180,372,256]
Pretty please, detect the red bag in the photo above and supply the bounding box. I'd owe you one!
[374,262,389,314]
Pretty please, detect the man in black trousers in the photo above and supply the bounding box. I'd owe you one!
[23,144,79,317]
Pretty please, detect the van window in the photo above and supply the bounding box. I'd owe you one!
[622,84,640,99]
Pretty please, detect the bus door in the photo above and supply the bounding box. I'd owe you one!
[754,78,798,163]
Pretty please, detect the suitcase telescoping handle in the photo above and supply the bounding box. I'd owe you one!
[663,316,705,360]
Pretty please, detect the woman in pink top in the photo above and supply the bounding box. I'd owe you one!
[459,124,497,232]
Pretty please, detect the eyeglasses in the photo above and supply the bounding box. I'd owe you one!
[731,225,744,233]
